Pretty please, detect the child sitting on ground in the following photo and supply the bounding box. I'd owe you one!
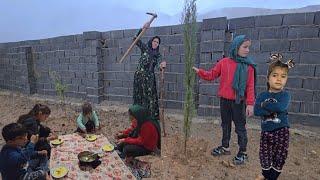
[18,104,57,158]
[115,104,160,162]
[76,102,100,134]
[0,123,50,180]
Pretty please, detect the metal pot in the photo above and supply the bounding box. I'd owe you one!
[77,151,99,163]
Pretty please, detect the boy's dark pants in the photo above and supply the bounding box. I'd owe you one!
[220,98,247,152]
[35,139,51,158]
[32,125,52,158]
[29,155,49,172]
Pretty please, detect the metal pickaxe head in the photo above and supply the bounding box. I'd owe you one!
[146,12,157,18]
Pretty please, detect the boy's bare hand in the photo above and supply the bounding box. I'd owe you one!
[30,134,39,144]
[47,133,58,141]
[38,150,48,157]
[46,173,52,180]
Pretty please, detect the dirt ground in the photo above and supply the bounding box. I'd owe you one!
[0,91,319,180]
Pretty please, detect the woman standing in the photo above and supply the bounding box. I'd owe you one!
[133,22,166,119]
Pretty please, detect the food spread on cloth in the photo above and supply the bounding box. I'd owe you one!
[50,133,135,179]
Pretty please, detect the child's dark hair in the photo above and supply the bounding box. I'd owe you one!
[2,123,27,142]
[17,104,51,123]
[266,53,295,89]
[82,102,93,115]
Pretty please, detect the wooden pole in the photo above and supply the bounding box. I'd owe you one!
[159,48,167,137]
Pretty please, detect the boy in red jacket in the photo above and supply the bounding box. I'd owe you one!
[193,35,256,165]
[115,104,160,162]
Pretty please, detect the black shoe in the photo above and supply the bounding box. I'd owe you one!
[211,146,231,156]
[233,152,248,165]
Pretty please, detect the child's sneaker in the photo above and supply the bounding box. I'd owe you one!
[233,151,248,165]
[211,146,231,156]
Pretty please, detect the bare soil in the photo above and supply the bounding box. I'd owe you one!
[0,91,319,180]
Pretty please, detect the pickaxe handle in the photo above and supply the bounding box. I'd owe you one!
[119,13,157,63]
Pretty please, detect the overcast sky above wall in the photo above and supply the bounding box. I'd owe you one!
[0,0,319,43]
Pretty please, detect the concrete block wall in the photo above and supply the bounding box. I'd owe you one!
[0,46,31,94]
[0,32,104,103]
[31,33,103,102]
[101,29,133,104]
[0,11,319,125]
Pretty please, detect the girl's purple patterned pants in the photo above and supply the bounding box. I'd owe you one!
[259,127,289,171]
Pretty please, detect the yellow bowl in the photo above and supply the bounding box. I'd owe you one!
[51,166,68,178]
[50,138,63,145]
[102,144,114,152]
[86,134,97,142]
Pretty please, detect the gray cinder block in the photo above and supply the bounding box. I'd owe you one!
[258,27,288,39]
[110,30,124,39]
[288,26,319,39]
[202,17,227,31]
[303,78,320,90]
[233,28,259,40]
[123,29,138,38]
[154,26,172,35]
[290,89,314,101]
[286,78,303,89]
[300,52,320,64]
[260,39,290,52]
[283,12,315,25]
[255,14,283,27]
[288,101,300,113]
[201,30,212,42]
[300,102,320,114]
[315,11,320,25]
[291,38,320,51]
[228,16,255,30]
[313,91,320,102]
[83,31,102,40]
[171,24,184,35]
[315,65,320,77]
[289,64,316,77]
